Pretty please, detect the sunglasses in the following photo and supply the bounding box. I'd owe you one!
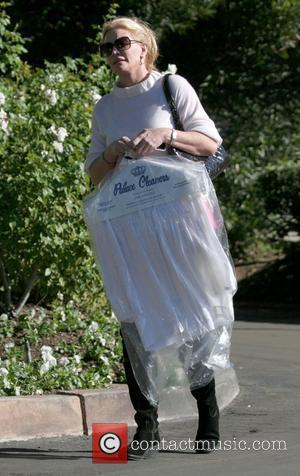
[100,36,143,58]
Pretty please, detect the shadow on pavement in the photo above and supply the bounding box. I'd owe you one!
[234,246,299,314]
[0,447,90,460]
[234,306,300,325]
[159,449,195,455]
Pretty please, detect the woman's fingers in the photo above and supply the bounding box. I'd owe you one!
[132,129,167,155]
[120,136,132,147]
[137,142,152,155]
[120,136,135,153]
[131,130,147,149]
[132,130,157,155]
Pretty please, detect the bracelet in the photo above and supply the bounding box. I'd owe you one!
[101,152,116,166]
[169,128,177,146]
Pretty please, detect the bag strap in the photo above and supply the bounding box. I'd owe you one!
[162,73,184,131]
[162,73,230,180]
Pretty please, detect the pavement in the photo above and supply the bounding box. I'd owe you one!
[0,307,299,476]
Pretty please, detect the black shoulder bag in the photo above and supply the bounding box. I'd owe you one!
[163,73,229,180]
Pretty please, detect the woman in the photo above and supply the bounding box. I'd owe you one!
[84,16,234,460]
[85,18,221,183]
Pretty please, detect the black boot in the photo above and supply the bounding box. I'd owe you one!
[191,378,220,453]
[128,417,160,460]
[121,332,160,460]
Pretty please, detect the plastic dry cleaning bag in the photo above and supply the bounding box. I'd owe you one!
[83,153,237,406]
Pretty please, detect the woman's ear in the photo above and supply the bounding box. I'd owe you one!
[141,43,148,56]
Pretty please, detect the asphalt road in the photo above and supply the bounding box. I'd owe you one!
[0,308,299,476]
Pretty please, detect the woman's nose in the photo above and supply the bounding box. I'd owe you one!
[111,46,121,55]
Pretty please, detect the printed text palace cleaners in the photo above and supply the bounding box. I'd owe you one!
[113,174,170,196]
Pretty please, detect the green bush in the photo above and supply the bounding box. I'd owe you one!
[0,304,124,396]
[213,97,300,257]
[257,162,300,241]
[0,5,126,396]
[0,1,28,79]
[0,6,116,313]
[196,0,300,256]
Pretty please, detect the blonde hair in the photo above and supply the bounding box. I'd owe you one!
[102,17,159,71]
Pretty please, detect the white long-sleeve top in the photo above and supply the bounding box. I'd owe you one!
[84,71,222,174]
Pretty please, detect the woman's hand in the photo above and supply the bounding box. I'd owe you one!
[131,128,218,157]
[106,136,134,163]
[131,128,170,156]
[89,136,133,186]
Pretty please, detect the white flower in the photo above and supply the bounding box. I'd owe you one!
[48,73,64,83]
[47,355,57,367]
[0,368,9,376]
[49,125,68,143]
[100,355,109,366]
[0,313,8,321]
[40,361,50,375]
[99,336,106,346]
[50,92,58,106]
[45,89,58,105]
[165,64,177,75]
[41,345,53,355]
[88,321,99,333]
[39,309,46,320]
[56,73,64,82]
[4,342,14,352]
[60,310,66,322]
[40,350,57,373]
[0,108,7,120]
[74,354,81,364]
[3,376,11,388]
[40,84,46,91]
[0,92,6,105]
[1,120,9,133]
[41,150,53,162]
[91,89,102,103]
[41,346,57,366]
[58,356,70,366]
[53,140,63,153]
[57,292,64,301]
[15,387,21,396]
[49,124,57,135]
[36,311,45,324]
[35,389,43,395]
[0,108,9,134]
[30,308,36,319]
[56,127,68,142]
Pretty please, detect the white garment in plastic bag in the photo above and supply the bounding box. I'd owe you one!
[83,154,237,404]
